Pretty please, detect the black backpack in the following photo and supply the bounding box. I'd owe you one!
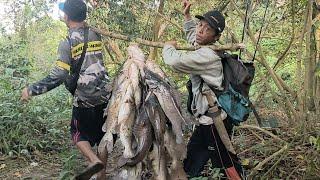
[187,51,260,125]
[216,51,255,98]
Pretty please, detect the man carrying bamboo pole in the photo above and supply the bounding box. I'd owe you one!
[162,0,244,179]
[20,0,110,179]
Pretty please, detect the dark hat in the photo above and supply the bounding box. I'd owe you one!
[195,10,225,34]
[59,0,87,22]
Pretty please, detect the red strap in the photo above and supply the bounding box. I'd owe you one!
[225,167,241,180]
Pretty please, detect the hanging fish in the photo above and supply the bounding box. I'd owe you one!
[149,141,169,180]
[98,44,192,180]
[118,83,136,158]
[144,69,185,144]
[164,128,187,180]
[118,102,153,167]
[145,92,166,150]
[101,74,131,153]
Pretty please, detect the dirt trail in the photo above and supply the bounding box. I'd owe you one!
[0,155,63,179]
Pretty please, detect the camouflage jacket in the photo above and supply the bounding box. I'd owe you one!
[28,26,111,108]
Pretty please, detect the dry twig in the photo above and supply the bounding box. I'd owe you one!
[238,125,285,142]
[248,144,288,179]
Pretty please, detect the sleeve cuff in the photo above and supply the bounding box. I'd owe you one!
[27,86,34,96]
[162,45,178,66]
[162,44,176,58]
[184,19,196,30]
[163,44,175,50]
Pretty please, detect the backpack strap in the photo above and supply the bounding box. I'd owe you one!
[248,100,263,127]
[73,27,89,75]
[66,36,74,71]
[186,80,193,114]
[208,48,264,126]
[64,27,89,95]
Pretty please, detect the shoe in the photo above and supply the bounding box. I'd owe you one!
[75,162,104,180]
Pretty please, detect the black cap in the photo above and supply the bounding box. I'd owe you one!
[195,10,225,34]
[60,0,87,22]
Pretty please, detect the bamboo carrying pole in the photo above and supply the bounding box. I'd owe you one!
[90,27,245,52]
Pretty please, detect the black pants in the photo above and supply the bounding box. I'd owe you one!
[183,118,243,178]
[70,103,107,146]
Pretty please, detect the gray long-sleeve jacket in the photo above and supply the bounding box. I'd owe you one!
[28,26,111,108]
[162,19,227,124]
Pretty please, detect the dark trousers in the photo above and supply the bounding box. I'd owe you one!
[70,103,107,146]
[183,118,243,178]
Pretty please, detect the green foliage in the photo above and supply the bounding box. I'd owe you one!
[208,167,224,179]
[0,36,31,77]
[0,0,319,178]
[0,6,69,155]
[309,136,320,151]
[58,149,79,179]
[190,177,208,180]
[107,0,140,35]
[0,71,71,154]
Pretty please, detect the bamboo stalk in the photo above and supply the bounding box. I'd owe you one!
[148,0,165,60]
[229,28,294,121]
[304,1,312,111]
[273,0,295,71]
[248,129,265,143]
[90,27,245,51]
[248,144,288,179]
[238,125,285,142]
[262,148,289,178]
[229,0,299,121]
[296,1,309,114]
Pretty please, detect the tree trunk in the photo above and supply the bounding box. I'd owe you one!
[148,0,165,60]
[296,4,309,115]
[304,1,316,112]
[313,1,320,115]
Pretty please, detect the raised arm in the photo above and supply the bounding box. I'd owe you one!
[21,40,71,100]
[183,0,197,45]
[162,44,221,75]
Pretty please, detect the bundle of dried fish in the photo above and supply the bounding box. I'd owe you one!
[98,44,189,180]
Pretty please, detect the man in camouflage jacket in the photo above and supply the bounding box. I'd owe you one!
[21,0,109,179]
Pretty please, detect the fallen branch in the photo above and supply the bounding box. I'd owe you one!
[238,144,261,155]
[248,129,265,143]
[263,147,289,177]
[238,125,285,142]
[90,27,244,51]
[248,144,288,179]
[286,161,303,180]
